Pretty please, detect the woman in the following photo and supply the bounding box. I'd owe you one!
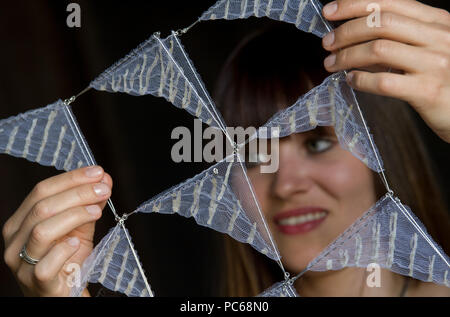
[2,0,450,296]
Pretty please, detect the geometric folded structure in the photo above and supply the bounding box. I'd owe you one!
[0,100,90,171]
[89,32,226,130]
[200,0,329,38]
[299,193,450,287]
[132,153,281,261]
[255,72,384,172]
[70,223,153,297]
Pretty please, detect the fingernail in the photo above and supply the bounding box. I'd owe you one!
[323,31,335,47]
[346,72,354,84]
[85,166,103,178]
[324,54,336,68]
[66,237,80,247]
[323,1,338,16]
[93,183,110,196]
[86,204,101,216]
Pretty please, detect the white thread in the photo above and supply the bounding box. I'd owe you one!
[169,72,182,103]
[152,200,162,213]
[308,14,318,33]
[114,247,130,291]
[36,110,57,163]
[181,79,189,108]
[122,69,129,93]
[371,221,380,262]
[217,161,233,201]
[98,233,121,284]
[190,177,205,217]
[172,190,181,214]
[295,0,308,27]
[280,0,289,21]
[51,125,67,166]
[63,140,76,171]
[428,255,435,282]
[124,268,139,296]
[5,126,18,155]
[247,222,257,244]
[328,85,336,125]
[254,0,260,17]
[289,111,296,133]
[348,132,360,152]
[326,259,333,270]
[240,0,248,18]
[207,177,218,225]
[22,118,37,158]
[386,211,398,268]
[77,160,83,168]
[355,234,362,266]
[195,99,203,118]
[129,63,141,92]
[409,233,418,277]
[224,0,230,19]
[266,0,273,16]
[227,201,241,233]
[339,249,349,267]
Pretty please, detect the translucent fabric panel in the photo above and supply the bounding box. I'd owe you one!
[199,0,329,38]
[89,33,225,130]
[0,100,90,171]
[301,193,450,287]
[71,223,153,297]
[253,72,384,172]
[132,153,281,261]
[257,280,299,297]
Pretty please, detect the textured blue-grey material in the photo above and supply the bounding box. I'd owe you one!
[0,100,89,171]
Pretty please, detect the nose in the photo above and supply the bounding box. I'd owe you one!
[271,135,314,200]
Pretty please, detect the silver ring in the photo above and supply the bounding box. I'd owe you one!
[19,244,39,265]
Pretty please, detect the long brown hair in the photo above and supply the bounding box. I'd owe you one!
[212,24,450,296]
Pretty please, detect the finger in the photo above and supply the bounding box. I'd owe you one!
[6,182,110,268]
[5,166,104,237]
[22,204,102,262]
[324,39,440,74]
[323,0,450,26]
[322,13,448,52]
[346,70,418,103]
[32,237,81,295]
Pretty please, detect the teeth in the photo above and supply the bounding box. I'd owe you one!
[278,211,326,226]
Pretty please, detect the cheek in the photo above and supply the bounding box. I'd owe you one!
[314,151,375,201]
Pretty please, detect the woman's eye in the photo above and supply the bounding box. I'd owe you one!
[306,138,333,153]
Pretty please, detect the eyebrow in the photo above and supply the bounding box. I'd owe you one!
[303,126,336,137]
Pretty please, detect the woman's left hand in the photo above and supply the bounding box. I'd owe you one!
[321,0,450,143]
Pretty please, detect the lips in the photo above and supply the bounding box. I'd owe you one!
[273,207,328,235]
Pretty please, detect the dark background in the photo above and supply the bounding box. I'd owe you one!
[0,0,448,296]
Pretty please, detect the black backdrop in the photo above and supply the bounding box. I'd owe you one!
[0,0,448,296]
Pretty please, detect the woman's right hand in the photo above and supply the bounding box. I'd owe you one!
[2,166,112,297]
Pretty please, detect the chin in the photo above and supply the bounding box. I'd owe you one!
[281,248,322,274]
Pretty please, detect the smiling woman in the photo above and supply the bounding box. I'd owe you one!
[213,23,450,296]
